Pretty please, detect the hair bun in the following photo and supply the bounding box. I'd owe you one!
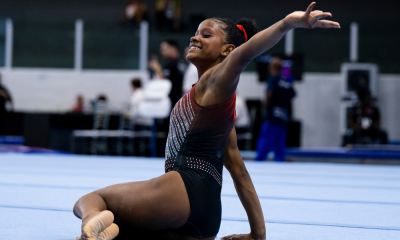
[236,18,258,40]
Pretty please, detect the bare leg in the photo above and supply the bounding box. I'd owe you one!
[73,192,107,225]
[73,171,191,238]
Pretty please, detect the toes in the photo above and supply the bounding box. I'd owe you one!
[98,223,119,240]
[82,210,115,240]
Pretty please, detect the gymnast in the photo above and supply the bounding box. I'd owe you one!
[73,2,339,239]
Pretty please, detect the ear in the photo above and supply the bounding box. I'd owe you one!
[221,44,235,57]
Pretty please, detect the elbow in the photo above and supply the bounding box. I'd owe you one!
[229,162,249,179]
[237,166,250,179]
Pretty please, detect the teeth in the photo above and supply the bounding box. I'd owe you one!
[190,46,200,50]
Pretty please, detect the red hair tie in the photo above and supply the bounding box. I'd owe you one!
[236,24,248,42]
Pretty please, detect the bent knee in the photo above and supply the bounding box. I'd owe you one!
[73,192,106,219]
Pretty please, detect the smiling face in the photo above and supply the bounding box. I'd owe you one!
[186,19,231,68]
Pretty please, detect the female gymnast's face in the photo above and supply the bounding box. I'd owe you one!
[186,19,227,66]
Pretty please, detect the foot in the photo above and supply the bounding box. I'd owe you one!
[80,210,116,240]
[98,223,119,240]
[76,223,119,240]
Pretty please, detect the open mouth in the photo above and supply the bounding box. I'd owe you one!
[189,46,202,50]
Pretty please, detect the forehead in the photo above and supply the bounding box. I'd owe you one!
[197,19,221,32]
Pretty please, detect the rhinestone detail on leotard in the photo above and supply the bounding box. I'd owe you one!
[165,158,175,171]
[165,91,195,161]
[187,158,222,186]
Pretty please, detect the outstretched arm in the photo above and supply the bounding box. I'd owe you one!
[212,2,340,97]
[222,127,266,240]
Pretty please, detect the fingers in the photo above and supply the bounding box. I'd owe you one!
[305,2,316,14]
[221,235,237,240]
[314,12,332,20]
[221,234,247,240]
[221,235,233,239]
[316,19,341,28]
[312,10,324,15]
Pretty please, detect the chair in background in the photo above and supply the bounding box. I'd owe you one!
[115,114,134,156]
[70,100,111,155]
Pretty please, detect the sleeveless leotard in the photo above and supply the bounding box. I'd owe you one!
[165,84,236,238]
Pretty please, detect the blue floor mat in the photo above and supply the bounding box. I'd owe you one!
[0,153,399,239]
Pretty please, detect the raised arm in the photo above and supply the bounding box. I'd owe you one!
[212,2,340,97]
[222,127,266,240]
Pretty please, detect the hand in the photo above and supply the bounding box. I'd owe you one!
[284,2,340,30]
[148,56,162,73]
[221,233,265,240]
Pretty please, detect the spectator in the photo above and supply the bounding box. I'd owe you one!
[91,94,110,130]
[72,94,85,113]
[0,74,13,115]
[91,95,109,115]
[182,46,198,94]
[155,0,181,32]
[343,89,388,145]
[149,39,186,107]
[118,0,148,28]
[255,57,296,161]
[129,78,153,127]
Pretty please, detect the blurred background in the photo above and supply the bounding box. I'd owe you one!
[0,0,399,162]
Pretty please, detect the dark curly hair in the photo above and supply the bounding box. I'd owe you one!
[211,18,258,47]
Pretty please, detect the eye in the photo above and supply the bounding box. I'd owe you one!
[203,34,211,38]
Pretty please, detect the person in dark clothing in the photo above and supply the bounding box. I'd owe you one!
[255,57,296,161]
[343,89,388,145]
[149,39,186,107]
[0,74,13,115]
[0,74,13,133]
[72,3,339,240]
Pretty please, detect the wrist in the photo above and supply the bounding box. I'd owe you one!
[251,231,266,240]
[282,17,294,32]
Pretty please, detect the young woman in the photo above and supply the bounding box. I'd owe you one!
[74,3,339,240]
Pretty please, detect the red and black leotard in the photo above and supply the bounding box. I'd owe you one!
[165,84,236,238]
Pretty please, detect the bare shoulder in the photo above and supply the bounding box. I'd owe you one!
[194,64,220,104]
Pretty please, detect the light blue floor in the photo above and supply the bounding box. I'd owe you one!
[1,153,400,240]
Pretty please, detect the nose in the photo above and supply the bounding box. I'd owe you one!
[190,36,199,43]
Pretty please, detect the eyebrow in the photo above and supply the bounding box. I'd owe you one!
[201,28,214,32]
[195,27,214,36]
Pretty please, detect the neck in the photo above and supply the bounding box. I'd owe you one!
[194,58,224,79]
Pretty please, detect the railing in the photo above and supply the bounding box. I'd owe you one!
[1,19,400,73]
[2,19,149,71]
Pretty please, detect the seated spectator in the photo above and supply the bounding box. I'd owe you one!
[91,94,109,115]
[129,78,153,128]
[0,73,13,115]
[155,0,181,32]
[128,78,153,156]
[92,94,110,130]
[343,89,388,145]
[72,94,85,113]
[119,0,148,28]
